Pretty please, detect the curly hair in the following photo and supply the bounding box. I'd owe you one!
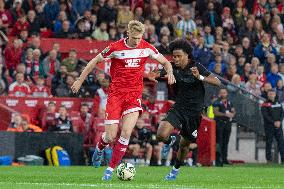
[169,39,193,59]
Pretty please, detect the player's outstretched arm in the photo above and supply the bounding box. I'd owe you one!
[191,67,221,86]
[71,54,104,93]
[155,54,176,84]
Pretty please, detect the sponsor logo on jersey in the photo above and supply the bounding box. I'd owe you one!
[125,58,141,68]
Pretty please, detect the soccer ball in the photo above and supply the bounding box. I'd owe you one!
[116,162,136,181]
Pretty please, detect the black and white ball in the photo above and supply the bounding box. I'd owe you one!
[116,163,136,181]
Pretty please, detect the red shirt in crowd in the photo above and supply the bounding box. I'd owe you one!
[31,85,51,97]
[4,46,22,70]
[0,10,12,27]
[10,20,30,36]
[8,81,31,97]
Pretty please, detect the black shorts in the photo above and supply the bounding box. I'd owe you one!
[162,108,202,143]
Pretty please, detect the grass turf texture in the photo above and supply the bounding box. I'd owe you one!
[0,165,283,189]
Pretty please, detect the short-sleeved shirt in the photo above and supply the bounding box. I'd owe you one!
[100,38,159,93]
[161,61,211,113]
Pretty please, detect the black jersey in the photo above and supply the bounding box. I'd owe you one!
[161,61,211,113]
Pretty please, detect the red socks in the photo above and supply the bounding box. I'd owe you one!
[97,132,109,151]
[109,136,129,169]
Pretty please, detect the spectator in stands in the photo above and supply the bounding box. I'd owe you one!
[242,37,253,62]
[51,105,73,133]
[4,38,23,76]
[22,0,36,14]
[51,65,67,95]
[27,10,40,35]
[7,113,24,132]
[245,73,262,96]
[221,41,234,65]
[261,82,272,99]
[193,36,212,68]
[10,13,30,36]
[155,17,174,39]
[94,74,110,113]
[31,76,51,97]
[55,20,75,38]
[133,6,144,23]
[43,0,60,29]
[61,49,80,77]
[227,74,245,92]
[97,0,117,27]
[8,72,30,97]
[144,24,158,45]
[75,19,91,39]
[21,115,42,132]
[71,0,92,17]
[278,46,284,63]
[54,10,69,33]
[108,27,118,41]
[254,34,278,65]
[267,64,281,88]
[92,22,109,41]
[241,63,252,82]
[213,88,236,166]
[40,49,60,78]
[80,103,95,143]
[42,101,57,131]
[208,54,226,74]
[276,79,284,102]
[24,48,33,75]
[0,63,7,95]
[156,35,170,55]
[176,10,197,39]
[29,49,41,78]
[54,74,74,97]
[278,63,284,82]
[261,89,284,164]
[0,0,12,31]
[256,65,267,86]
[204,25,215,48]
[202,2,222,29]
[251,57,260,73]
[10,0,25,24]
[117,3,133,27]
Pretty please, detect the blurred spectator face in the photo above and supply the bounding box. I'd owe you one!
[280,47,284,56]
[251,57,260,67]
[254,20,263,31]
[66,75,75,86]
[160,26,170,36]
[242,37,250,48]
[222,42,229,52]
[271,64,278,74]
[59,106,67,118]
[47,102,56,113]
[216,27,223,36]
[229,56,236,66]
[257,65,264,75]
[60,65,67,74]
[53,43,60,51]
[208,2,214,11]
[231,74,241,84]
[229,65,237,75]
[151,5,159,15]
[84,10,91,19]
[267,54,276,64]
[171,15,178,26]
[27,10,36,21]
[33,49,41,60]
[36,77,44,86]
[268,90,276,101]
[279,64,284,74]
[249,73,257,83]
[31,37,40,48]
[100,22,107,31]
[21,120,30,131]
[149,95,155,104]
[263,82,272,92]
[215,55,222,63]
[237,0,243,8]
[100,78,110,88]
[19,15,27,24]
[184,10,191,21]
[212,44,221,54]
[17,64,26,74]
[244,63,251,72]
[20,30,28,40]
[16,73,24,84]
[264,13,271,22]
[160,35,169,46]
[219,88,228,99]
[235,46,243,56]
[246,19,254,29]
[80,105,89,114]
[59,11,67,21]
[135,7,143,17]
[13,114,22,125]
[13,39,21,49]
[136,118,145,129]
[223,7,231,18]
[262,34,270,44]
[59,2,67,11]
[204,26,211,34]
[69,50,77,60]
[238,57,246,66]
[27,49,33,60]
[109,28,117,36]
[260,0,267,5]
[49,50,57,60]
[277,79,283,89]
[62,21,70,32]
[148,25,155,35]
[214,63,222,74]
[198,36,205,46]
[107,0,115,8]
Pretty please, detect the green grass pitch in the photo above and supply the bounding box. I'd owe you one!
[0,165,283,189]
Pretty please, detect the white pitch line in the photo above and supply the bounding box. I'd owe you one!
[0,182,205,189]
[230,187,281,189]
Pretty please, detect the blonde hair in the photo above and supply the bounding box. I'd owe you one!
[128,20,145,34]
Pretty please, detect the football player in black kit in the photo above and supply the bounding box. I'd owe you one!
[149,39,221,180]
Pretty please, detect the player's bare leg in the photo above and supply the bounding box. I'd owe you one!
[165,137,197,180]
[102,111,139,181]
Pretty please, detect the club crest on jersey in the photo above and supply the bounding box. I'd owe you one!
[139,50,144,56]
[125,59,141,68]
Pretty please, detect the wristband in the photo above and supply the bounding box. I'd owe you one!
[199,75,205,81]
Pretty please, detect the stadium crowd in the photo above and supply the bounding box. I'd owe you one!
[0,0,284,165]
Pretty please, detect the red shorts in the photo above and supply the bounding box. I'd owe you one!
[105,91,143,124]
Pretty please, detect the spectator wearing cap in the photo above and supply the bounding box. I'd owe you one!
[40,49,60,78]
[75,19,91,39]
[71,0,92,17]
[31,76,51,97]
[267,64,281,88]
[10,13,30,36]
[193,36,212,68]
[222,7,235,35]
[92,22,109,41]
[254,34,278,65]
[8,72,30,97]
[176,10,197,39]
[43,0,60,29]
[4,38,23,76]
[97,0,117,27]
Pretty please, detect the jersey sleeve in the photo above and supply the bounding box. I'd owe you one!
[212,100,220,108]
[197,62,211,77]
[146,44,160,60]
[100,43,115,59]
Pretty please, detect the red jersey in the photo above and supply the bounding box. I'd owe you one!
[8,81,31,97]
[100,38,160,93]
[31,85,51,97]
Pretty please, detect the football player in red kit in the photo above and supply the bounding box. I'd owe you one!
[71,20,175,180]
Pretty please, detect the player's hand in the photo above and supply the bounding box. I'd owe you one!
[166,72,176,85]
[191,67,200,79]
[148,69,160,83]
[71,79,83,93]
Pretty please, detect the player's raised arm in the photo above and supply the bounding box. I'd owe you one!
[191,64,221,86]
[71,54,104,93]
